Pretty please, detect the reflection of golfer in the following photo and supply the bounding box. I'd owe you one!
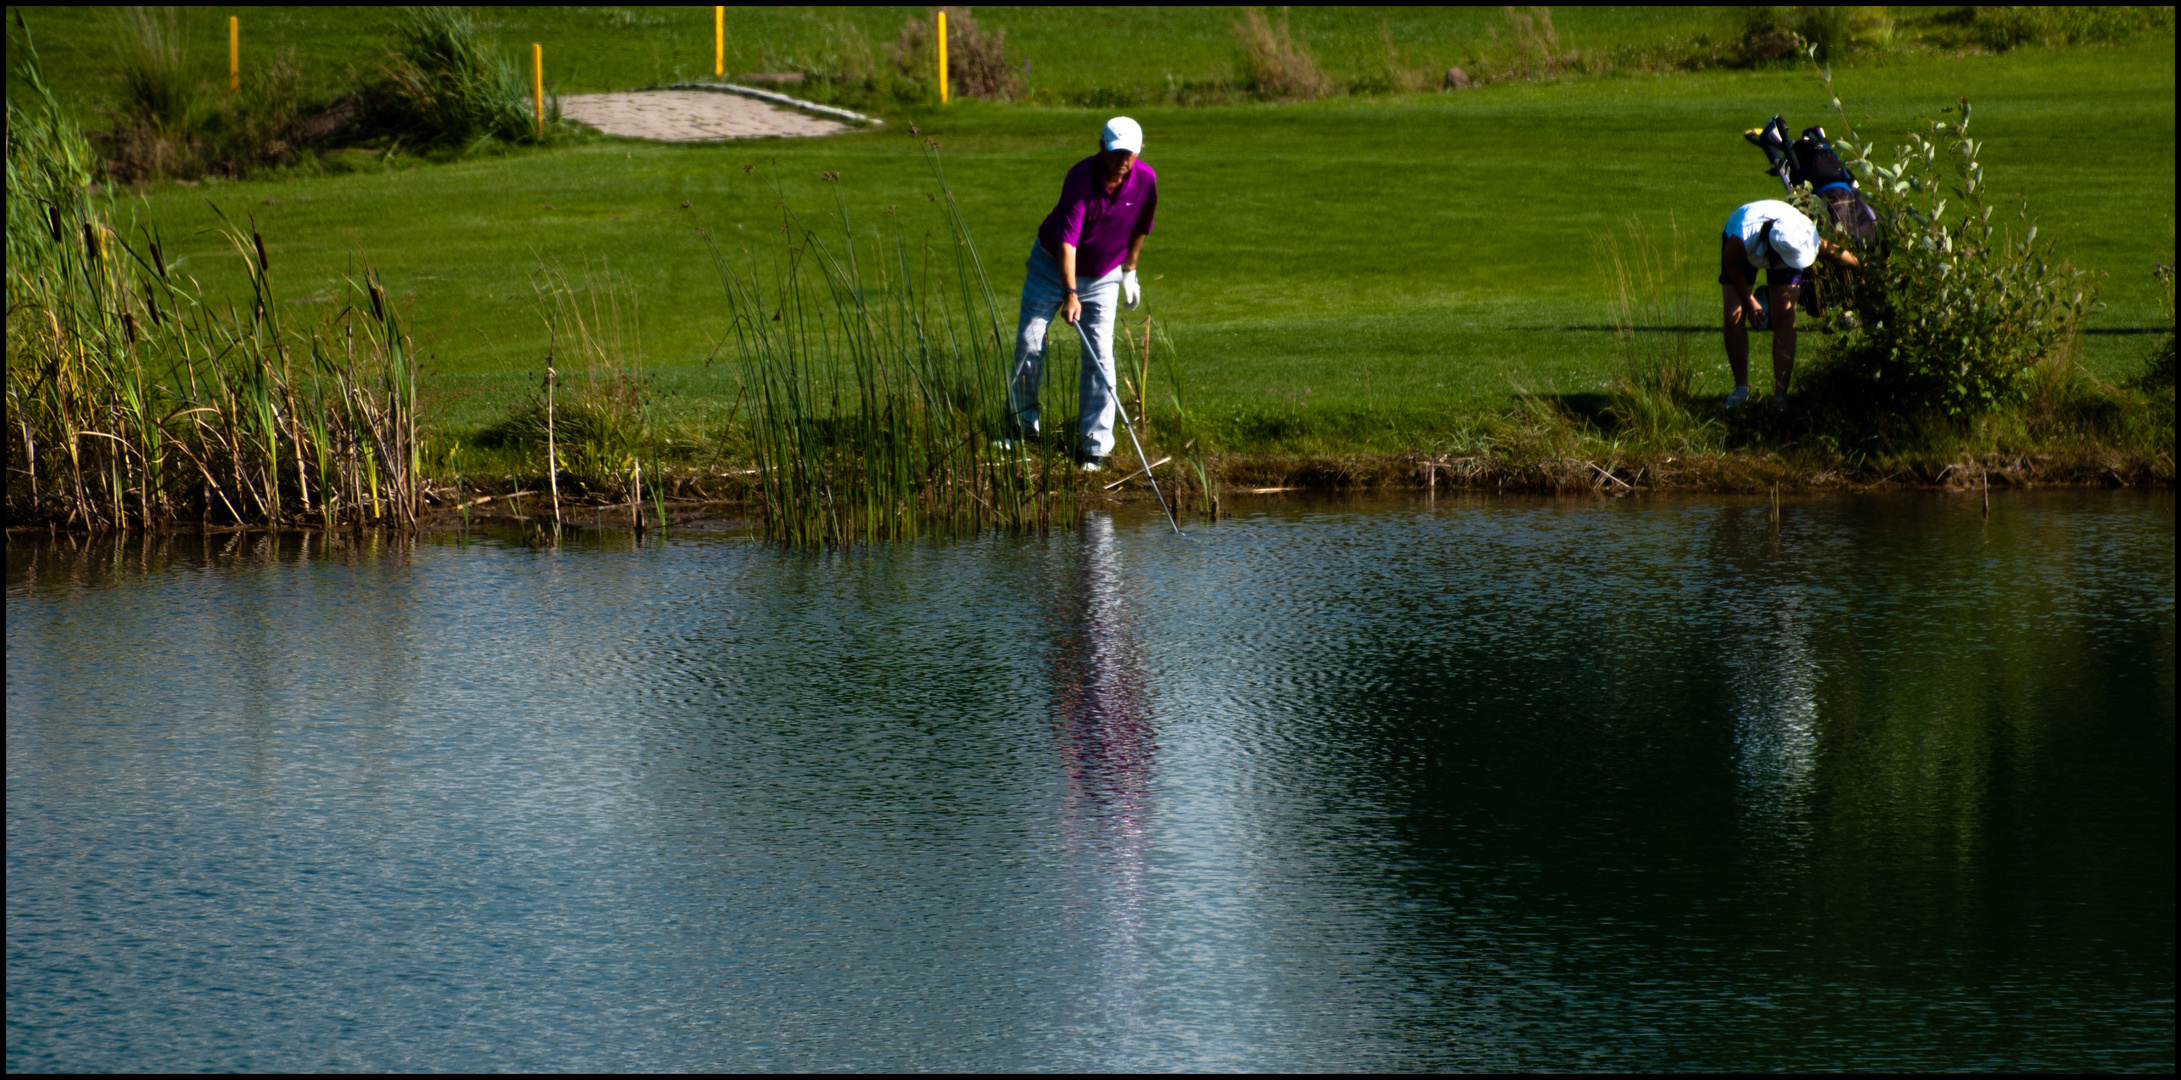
[1048,512,1156,1040]
[1009,117,1158,470]
[1720,199,1860,408]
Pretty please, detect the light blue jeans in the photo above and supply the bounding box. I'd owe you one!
[1010,240,1123,458]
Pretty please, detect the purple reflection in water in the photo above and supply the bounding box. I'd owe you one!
[1045,514,1158,1047]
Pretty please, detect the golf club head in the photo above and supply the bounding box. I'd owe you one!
[1069,315,1183,535]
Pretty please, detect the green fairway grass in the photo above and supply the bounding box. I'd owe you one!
[14,14,2172,453]
[9,6,1741,109]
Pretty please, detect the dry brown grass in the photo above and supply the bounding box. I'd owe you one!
[888,7,1022,100]
[1234,7,1330,102]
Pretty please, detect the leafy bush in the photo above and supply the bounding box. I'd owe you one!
[2146,333,2176,389]
[2144,259,2175,389]
[1234,7,1329,101]
[1820,98,2098,415]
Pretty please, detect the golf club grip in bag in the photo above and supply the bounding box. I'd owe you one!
[1741,117,1880,247]
[1789,126,1879,246]
[1744,115,1796,190]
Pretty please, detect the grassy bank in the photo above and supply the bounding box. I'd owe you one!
[92,44,2175,432]
[6,11,2173,532]
[0,8,1887,110]
[14,6,2170,111]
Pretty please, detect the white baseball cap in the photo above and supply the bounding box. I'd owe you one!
[1767,210,1820,269]
[1101,116,1143,154]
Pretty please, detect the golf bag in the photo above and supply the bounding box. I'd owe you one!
[1743,115,1879,246]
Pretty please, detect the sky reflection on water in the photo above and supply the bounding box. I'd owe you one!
[6,491,2174,1071]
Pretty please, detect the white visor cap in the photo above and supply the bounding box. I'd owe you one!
[1101,116,1144,154]
[1767,211,1820,270]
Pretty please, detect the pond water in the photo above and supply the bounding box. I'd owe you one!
[7,491,2174,1072]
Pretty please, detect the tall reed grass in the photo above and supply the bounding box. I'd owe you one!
[110,6,197,136]
[371,6,555,149]
[1234,7,1330,101]
[476,258,654,503]
[6,63,421,530]
[1598,214,1717,450]
[710,148,1073,545]
[88,6,324,183]
[71,5,561,184]
[1140,319,1222,518]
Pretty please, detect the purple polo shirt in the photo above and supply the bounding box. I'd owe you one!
[1036,155,1158,280]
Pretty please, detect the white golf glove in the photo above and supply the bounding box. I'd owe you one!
[1121,268,1141,309]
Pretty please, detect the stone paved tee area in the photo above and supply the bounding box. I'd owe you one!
[560,89,852,142]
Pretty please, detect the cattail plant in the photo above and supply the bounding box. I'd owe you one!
[6,62,421,531]
[711,147,1075,545]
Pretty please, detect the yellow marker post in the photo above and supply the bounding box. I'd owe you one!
[936,10,949,104]
[227,16,239,95]
[714,7,724,78]
[531,43,544,139]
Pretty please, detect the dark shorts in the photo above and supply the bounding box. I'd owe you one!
[1719,265,1804,289]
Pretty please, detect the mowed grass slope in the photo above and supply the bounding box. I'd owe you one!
[10,6,1739,106]
[81,41,2180,448]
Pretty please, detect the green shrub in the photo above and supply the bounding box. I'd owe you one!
[2145,334,2177,389]
[2145,259,2176,389]
[368,6,549,148]
[1734,7,1893,65]
[98,45,343,184]
[83,6,555,182]
[1821,99,2098,415]
[1794,6,1853,62]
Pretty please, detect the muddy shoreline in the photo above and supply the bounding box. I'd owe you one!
[7,447,2168,538]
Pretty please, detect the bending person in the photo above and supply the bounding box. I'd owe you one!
[1720,198,1859,409]
[1008,117,1158,470]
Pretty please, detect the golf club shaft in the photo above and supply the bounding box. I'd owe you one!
[1072,316,1181,534]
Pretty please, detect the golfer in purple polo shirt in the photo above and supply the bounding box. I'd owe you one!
[1006,116,1158,469]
